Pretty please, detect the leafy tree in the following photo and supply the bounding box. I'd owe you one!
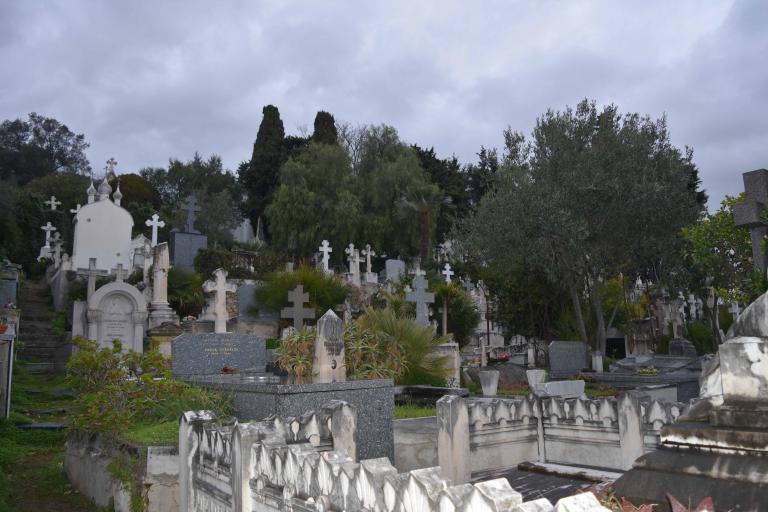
[255,263,349,318]
[357,125,442,261]
[167,267,204,317]
[433,281,480,347]
[682,195,756,344]
[266,143,360,257]
[0,113,91,183]
[464,146,499,206]
[108,174,162,238]
[459,100,703,353]
[413,145,470,244]
[240,105,287,227]
[311,111,338,145]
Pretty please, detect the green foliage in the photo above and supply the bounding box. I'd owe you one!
[121,421,180,448]
[684,320,715,355]
[312,111,338,145]
[66,337,231,440]
[266,143,360,256]
[255,263,349,316]
[275,328,315,379]
[433,281,480,346]
[240,105,288,226]
[109,174,162,238]
[193,247,252,279]
[394,404,436,419]
[0,186,45,272]
[344,315,407,380]
[167,267,204,317]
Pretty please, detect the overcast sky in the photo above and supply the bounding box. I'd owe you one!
[1,1,765,207]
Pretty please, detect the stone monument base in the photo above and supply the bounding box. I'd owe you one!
[613,421,768,511]
[184,375,394,462]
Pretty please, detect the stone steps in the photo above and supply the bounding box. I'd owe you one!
[16,280,65,374]
[25,362,55,374]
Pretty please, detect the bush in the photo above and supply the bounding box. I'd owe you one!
[274,328,315,380]
[255,263,349,318]
[167,267,204,317]
[434,281,480,347]
[66,337,231,439]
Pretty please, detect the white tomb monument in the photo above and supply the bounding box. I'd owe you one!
[344,243,362,287]
[202,268,237,334]
[71,178,134,273]
[148,243,179,329]
[361,244,377,284]
[318,239,332,275]
[145,213,165,247]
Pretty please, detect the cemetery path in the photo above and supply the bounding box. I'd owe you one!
[16,279,66,374]
[1,370,99,512]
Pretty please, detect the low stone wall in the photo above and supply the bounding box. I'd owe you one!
[180,401,611,511]
[438,393,683,483]
[64,434,178,512]
[393,417,438,472]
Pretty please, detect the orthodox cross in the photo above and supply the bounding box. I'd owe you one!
[462,276,474,294]
[281,285,316,330]
[318,240,332,273]
[361,244,376,274]
[406,274,435,326]
[409,262,426,278]
[345,244,360,274]
[733,170,768,274]
[40,222,57,247]
[145,213,166,247]
[105,157,118,175]
[442,263,454,283]
[112,263,129,283]
[70,204,81,215]
[181,195,201,233]
[76,258,108,299]
[202,268,237,333]
[44,196,62,211]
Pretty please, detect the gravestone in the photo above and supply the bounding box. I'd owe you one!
[405,274,434,326]
[734,169,768,274]
[384,259,406,283]
[548,340,587,378]
[86,279,147,353]
[202,268,237,333]
[172,333,267,376]
[318,240,333,275]
[668,338,697,358]
[281,285,315,329]
[237,282,259,321]
[169,195,208,271]
[148,243,179,329]
[313,310,345,383]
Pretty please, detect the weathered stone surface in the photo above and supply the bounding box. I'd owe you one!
[171,333,266,375]
[548,341,587,378]
[553,492,610,511]
[479,370,500,396]
[437,394,471,485]
[539,380,585,398]
[513,497,554,512]
[169,230,207,272]
[313,309,345,383]
[669,338,697,358]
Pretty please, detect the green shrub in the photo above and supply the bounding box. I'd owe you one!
[255,263,349,317]
[67,337,231,440]
[433,281,480,347]
[275,328,315,380]
[167,267,204,317]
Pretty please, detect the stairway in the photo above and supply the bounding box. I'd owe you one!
[17,280,66,374]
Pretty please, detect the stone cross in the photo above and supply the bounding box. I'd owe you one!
[462,276,474,294]
[202,268,237,333]
[345,244,362,286]
[733,169,768,274]
[406,274,435,326]
[145,213,166,247]
[409,263,426,278]
[76,258,108,299]
[318,240,332,274]
[181,195,201,233]
[105,157,118,175]
[44,195,62,211]
[40,222,57,247]
[442,263,454,283]
[112,263,129,283]
[730,302,742,319]
[361,244,376,274]
[313,309,346,383]
[281,285,315,330]
[70,204,81,215]
[52,233,63,268]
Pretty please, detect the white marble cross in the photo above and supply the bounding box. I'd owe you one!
[730,302,742,319]
[112,263,129,283]
[319,240,332,274]
[75,258,108,298]
[442,263,454,283]
[203,268,237,333]
[45,195,62,211]
[70,203,81,215]
[145,213,166,247]
[345,244,362,285]
[406,274,435,326]
[281,285,316,330]
[361,244,376,274]
[105,157,118,175]
[40,222,57,247]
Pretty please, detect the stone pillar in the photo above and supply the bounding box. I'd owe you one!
[592,350,604,373]
[618,392,644,470]
[313,310,345,383]
[233,422,260,512]
[437,395,471,484]
[527,343,536,368]
[479,370,499,396]
[86,310,100,341]
[148,243,179,329]
[178,411,215,512]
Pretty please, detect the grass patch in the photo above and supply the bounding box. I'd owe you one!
[395,404,436,419]
[122,421,179,448]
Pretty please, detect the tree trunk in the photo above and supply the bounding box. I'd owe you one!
[568,279,589,344]
[590,277,607,354]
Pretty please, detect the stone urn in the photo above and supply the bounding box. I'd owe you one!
[478,370,500,396]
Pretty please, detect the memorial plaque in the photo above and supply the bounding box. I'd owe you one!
[172,333,267,376]
[548,340,587,378]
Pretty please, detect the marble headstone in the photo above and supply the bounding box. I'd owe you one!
[548,340,587,378]
[312,310,345,383]
[172,333,267,376]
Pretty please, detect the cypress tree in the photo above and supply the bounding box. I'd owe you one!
[240,105,286,227]
[311,111,338,145]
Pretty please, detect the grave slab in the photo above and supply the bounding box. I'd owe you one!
[171,333,267,376]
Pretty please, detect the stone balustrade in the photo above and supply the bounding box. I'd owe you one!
[439,393,683,483]
[179,401,612,511]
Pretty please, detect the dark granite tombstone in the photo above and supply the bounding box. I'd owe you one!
[669,338,697,358]
[172,333,267,376]
[0,280,16,306]
[237,283,259,320]
[169,230,208,272]
[548,340,587,378]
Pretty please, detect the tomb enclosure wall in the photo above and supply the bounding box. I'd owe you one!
[438,393,683,482]
[180,402,606,512]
